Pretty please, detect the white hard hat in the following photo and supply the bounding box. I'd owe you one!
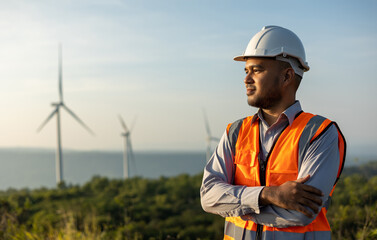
[234,26,309,77]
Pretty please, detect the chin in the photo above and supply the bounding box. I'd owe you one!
[247,99,258,108]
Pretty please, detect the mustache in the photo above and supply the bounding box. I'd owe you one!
[246,84,256,90]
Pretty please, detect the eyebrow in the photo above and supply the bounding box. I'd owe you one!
[244,64,264,71]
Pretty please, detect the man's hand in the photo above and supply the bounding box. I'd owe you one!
[259,175,323,218]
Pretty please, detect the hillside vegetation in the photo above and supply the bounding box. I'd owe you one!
[0,161,376,240]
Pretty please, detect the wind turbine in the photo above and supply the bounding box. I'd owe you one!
[203,109,220,162]
[118,115,136,179]
[37,44,94,184]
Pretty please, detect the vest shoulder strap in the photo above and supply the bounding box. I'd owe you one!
[298,114,347,186]
[226,117,247,157]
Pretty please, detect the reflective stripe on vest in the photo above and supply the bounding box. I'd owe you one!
[224,112,346,240]
[224,220,331,240]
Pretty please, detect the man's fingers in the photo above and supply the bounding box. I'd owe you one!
[297,204,314,218]
[295,175,324,196]
[302,193,323,206]
[300,186,323,209]
[301,184,323,196]
[299,198,320,214]
[295,175,310,184]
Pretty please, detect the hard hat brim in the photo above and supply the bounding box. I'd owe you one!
[233,54,310,72]
[233,55,247,62]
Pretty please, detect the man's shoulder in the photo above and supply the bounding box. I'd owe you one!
[298,112,334,124]
[226,117,251,156]
[228,117,248,127]
[226,116,254,135]
[299,110,336,120]
[298,112,342,144]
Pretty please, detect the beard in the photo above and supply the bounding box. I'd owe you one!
[247,77,282,109]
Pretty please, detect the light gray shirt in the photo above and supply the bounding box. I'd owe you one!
[200,101,340,227]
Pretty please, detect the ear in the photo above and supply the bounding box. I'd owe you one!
[282,68,295,86]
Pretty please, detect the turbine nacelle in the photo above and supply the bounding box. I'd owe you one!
[121,132,130,137]
[51,102,63,107]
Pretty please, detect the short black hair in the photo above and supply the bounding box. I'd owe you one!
[278,60,302,90]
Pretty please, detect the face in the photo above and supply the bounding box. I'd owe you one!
[244,58,284,109]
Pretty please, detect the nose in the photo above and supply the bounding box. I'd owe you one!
[244,72,254,84]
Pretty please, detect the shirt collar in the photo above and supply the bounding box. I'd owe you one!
[251,101,302,126]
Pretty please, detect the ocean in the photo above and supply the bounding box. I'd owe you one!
[0,148,206,190]
[0,147,374,191]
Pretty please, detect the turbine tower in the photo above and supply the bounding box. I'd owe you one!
[37,44,94,184]
[203,109,220,162]
[118,115,135,179]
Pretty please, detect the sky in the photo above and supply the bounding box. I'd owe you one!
[0,0,376,156]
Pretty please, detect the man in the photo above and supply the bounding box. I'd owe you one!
[200,26,346,240]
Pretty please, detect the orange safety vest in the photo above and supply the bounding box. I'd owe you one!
[224,112,346,240]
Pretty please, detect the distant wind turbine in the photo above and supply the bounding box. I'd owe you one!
[118,115,136,179]
[37,44,94,184]
[203,109,220,162]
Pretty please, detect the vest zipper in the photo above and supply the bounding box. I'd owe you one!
[256,155,267,240]
[256,224,263,240]
[259,156,267,186]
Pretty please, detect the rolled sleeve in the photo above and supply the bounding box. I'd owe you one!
[241,186,264,214]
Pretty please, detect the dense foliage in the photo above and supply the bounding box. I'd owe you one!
[327,161,377,240]
[0,161,376,239]
[0,174,223,240]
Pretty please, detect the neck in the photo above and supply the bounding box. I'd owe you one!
[261,109,281,126]
[261,99,296,126]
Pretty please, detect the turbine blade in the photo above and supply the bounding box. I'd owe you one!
[206,144,211,161]
[37,108,58,132]
[59,43,63,102]
[202,109,211,136]
[118,115,129,132]
[210,137,220,142]
[61,104,95,135]
[130,115,138,132]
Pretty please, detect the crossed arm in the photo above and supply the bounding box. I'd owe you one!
[200,126,339,227]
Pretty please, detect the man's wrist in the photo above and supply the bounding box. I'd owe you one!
[259,186,274,206]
